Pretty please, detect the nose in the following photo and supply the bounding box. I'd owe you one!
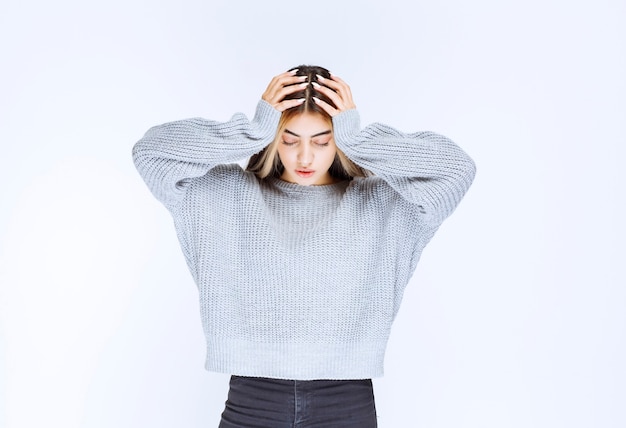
[298,144,313,167]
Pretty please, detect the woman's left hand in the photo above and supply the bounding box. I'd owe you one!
[312,74,356,117]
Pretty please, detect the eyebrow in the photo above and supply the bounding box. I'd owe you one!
[284,129,332,138]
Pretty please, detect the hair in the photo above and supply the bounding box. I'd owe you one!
[246,65,369,181]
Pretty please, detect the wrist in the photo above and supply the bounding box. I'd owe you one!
[332,109,360,147]
[252,99,281,140]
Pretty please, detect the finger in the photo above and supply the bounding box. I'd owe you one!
[263,74,307,106]
[264,71,295,93]
[320,75,354,99]
[264,78,304,100]
[316,77,356,111]
[275,98,306,112]
[316,74,345,91]
[280,79,308,94]
[319,74,354,102]
[326,74,353,100]
[313,82,343,107]
[274,73,307,89]
[270,81,307,103]
[312,82,347,110]
[275,69,299,82]
[313,97,339,117]
[328,73,349,86]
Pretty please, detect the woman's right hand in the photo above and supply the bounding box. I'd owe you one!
[261,70,307,112]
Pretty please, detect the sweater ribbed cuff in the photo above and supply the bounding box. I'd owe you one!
[252,100,281,141]
[332,109,361,150]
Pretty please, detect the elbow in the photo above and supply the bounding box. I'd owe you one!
[455,149,476,193]
[131,140,149,172]
[464,155,477,190]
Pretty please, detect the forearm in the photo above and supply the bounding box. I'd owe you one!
[132,100,280,207]
[333,109,476,223]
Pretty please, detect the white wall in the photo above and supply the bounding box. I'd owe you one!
[1,1,624,427]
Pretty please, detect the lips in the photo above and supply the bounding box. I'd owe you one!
[296,169,315,178]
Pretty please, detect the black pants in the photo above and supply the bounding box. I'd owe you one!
[219,375,378,427]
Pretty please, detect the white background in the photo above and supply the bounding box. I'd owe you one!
[1,0,624,427]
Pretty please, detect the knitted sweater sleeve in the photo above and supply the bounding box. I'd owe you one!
[333,109,476,226]
[132,100,280,208]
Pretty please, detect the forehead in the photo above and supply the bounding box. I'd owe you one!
[283,113,331,137]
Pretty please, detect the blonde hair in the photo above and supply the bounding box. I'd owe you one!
[247,65,369,181]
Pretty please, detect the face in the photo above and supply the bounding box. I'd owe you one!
[276,112,338,186]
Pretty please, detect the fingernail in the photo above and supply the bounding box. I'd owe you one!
[299,75,308,80]
[316,74,324,81]
[313,97,320,102]
[290,69,298,74]
[312,82,321,88]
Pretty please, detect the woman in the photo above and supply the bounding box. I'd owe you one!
[133,65,476,427]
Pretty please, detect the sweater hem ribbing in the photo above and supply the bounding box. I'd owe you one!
[203,339,386,381]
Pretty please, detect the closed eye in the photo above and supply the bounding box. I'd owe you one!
[313,137,331,146]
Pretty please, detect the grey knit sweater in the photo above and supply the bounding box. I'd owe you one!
[133,100,476,380]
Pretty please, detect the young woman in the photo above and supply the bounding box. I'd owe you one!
[133,65,476,427]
